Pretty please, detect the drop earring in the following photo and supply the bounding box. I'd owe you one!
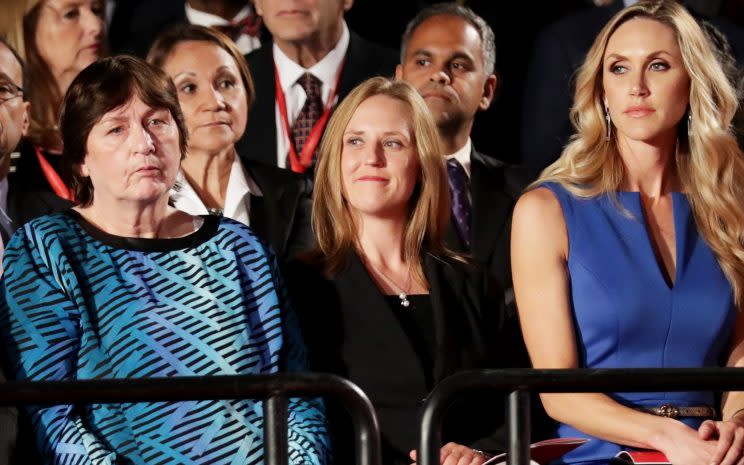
[605,104,612,141]
[687,111,692,137]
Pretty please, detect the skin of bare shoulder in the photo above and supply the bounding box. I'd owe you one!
[512,186,568,262]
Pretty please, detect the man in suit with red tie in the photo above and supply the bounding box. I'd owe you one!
[236,0,398,175]
[396,3,531,297]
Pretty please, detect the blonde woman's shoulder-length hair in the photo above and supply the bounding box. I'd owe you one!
[536,0,744,307]
[312,76,452,282]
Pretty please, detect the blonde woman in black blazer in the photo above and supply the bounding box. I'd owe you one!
[286,77,529,465]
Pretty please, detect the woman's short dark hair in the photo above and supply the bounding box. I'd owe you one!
[60,55,188,207]
[146,24,255,107]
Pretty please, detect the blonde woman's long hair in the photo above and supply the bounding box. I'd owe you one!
[537,0,744,306]
[312,77,451,284]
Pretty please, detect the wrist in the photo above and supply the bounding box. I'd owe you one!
[647,417,682,451]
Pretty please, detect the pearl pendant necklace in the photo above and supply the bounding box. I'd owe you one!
[398,292,410,308]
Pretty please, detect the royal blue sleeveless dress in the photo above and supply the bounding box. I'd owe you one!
[543,183,736,465]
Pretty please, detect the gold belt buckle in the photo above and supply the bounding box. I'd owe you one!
[658,404,680,418]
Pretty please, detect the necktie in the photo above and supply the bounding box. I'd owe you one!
[211,15,262,42]
[447,158,472,248]
[289,73,323,170]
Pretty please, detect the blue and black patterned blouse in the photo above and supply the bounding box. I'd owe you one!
[0,211,330,465]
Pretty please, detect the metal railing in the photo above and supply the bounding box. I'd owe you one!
[418,367,744,465]
[0,372,382,465]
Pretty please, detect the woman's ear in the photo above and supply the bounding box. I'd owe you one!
[78,161,89,178]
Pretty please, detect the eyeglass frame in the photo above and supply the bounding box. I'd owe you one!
[0,81,24,104]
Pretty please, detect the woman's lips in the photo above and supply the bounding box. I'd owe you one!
[624,106,655,118]
[357,176,388,182]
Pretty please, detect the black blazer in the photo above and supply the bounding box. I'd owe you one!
[236,32,398,167]
[445,148,532,298]
[243,161,314,260]
[7,141,73,233]
[286,251,528,465]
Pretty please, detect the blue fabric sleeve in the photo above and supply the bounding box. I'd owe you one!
[0,225,119,465]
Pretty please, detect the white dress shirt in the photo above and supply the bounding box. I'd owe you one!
[185,3,262,55]
[272,22,350,168]
[445,138,473,179]
[170,155,262,226]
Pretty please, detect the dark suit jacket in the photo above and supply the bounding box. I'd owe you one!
[445,148,531,300]
[286,251,529,465]
[110,0,268,57]
[520,3,622,173]
[235,32,398,167]
[243,161,313,260]
[7,140,73,233]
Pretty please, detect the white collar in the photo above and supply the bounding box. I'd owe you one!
[445,138,472,178]
[170,155,261,226]
[184,3,253,26]
[273,21,350,93]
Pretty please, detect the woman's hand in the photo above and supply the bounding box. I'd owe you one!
[698,418,744,465]
[651,418,717,465]
[408,442,491,465]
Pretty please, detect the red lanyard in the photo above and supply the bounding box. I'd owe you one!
[34,145,73,201]
[274,61,344,173]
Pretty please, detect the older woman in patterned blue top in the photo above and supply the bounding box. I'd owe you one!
[0,55,330,465]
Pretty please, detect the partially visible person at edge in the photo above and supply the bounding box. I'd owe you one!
[286,76,518,465]
[0,36,44,465]
[0,0,102,224]
[0,55,330,465]
[512,1,744,464]
[147,24,314,261]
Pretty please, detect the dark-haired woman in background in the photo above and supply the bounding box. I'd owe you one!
[147,24,313,260]
[0,55,330,465]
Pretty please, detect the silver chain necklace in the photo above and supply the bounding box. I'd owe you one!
[363,257,413,308]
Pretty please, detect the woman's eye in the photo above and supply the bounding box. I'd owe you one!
[219,79,236,89]
[149,119,165,126]
[384,139,403,148]
[610,64,627,74]
[650,62,669,71]
[63,8,80,19]
[345,137,362,146]
[179,83,196,94]
[108,126,123,135]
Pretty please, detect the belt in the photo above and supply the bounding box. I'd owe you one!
[635,404,716,419]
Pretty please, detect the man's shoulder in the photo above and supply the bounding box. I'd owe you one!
[245,43,274,71]
[471,150,534,198]
[345,30,398,76]
[242,160,311,197]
